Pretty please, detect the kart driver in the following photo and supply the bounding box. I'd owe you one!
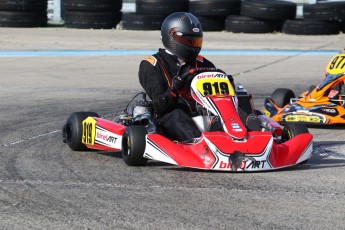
[324,48,345,100]
[138,12,233,141]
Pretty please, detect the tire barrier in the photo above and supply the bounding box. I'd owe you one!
[136,0,188,15]
[189,0,241,17]
[63,0,122,29]
[122,0,188,30]
[225,15,282,34]
[304,2,345,21]
[2,0,344,34]
[282,2,345,35]
[241,0,296,21]
[282,19,341,35]
[197,16,225,31]
[189,0,240,31]
[122,13,166,30]
[0,0,47,27]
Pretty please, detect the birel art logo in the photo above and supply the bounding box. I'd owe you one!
[97,131,117,144]
[197,73,214,79]
[197,73,227,79]
[218,160,267,170]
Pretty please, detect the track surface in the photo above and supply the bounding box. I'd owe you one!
[1,28,345,229]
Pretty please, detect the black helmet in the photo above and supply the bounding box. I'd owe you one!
[161,12,203,61]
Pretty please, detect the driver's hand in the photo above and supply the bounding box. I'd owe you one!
[171,62,193,92]
[172,75,184,91]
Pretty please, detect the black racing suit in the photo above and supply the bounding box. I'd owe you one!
[138,48,216,141]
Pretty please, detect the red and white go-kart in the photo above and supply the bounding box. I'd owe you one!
[63,68,313,171]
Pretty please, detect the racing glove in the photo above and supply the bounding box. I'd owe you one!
[171,62,193,96]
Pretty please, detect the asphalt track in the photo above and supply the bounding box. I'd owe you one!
[1,28,345,229]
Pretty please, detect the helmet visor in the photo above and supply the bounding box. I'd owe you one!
[170,29,203,48]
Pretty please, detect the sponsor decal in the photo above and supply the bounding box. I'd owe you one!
[94,126,122,149]
[322,108,337,114]
[193,28,200,32]
[197,73,214,79]
[233,128,243,132]
[263,109,271,117]
[328,90,339,98]
[242,159,267,169]
[197,73,227,79]
[218,160,247,170]
[283,114,322,123]
[231,123,240,129]
[218,159,267,170]
[311,107,338,117]
[96,131,117,144]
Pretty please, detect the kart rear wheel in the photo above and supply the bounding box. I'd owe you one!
[270,88,295,108]
[63,112,99,151]
[122,126,148,166]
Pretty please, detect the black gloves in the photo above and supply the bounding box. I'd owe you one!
[171,62,192,95]
[172,75,184,91]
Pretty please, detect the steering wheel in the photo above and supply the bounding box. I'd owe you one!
[180,67,226,79]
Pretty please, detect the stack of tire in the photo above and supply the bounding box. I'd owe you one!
[189,0,241,31]
[121,0,188,30]
[225,0,296,34]
[282,2,345,35]
[0,0,47,27]
[63,0,122,29]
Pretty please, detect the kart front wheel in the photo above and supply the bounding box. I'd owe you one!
[122,126,148,166]
[63,112,99,151]
[281,123,309,141]
[270,88,295,108]
[281,123,310,164]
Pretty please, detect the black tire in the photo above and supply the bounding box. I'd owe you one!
[189,0,241,17]
[270,88,295,108]
[241,0,296,20]
[136,0,188,15]
[64,11,122,29]
[281,123,309,141]
[281,123,309,164]
[0,0,47,11]
[255,110,263,116]
[225,15,281,33]
[63,112,99,151]
[122,126,148,166]
[63,0,122,12]
[282,19,340,35]
[121,13,166,30]
[304,2,345,21]
[197,16,225,31]
[0,11,47,27]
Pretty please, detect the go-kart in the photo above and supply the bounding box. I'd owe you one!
[62,68,313,171]
[263,52,345,125]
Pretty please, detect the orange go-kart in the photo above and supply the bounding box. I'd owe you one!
[263,51,345,125]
